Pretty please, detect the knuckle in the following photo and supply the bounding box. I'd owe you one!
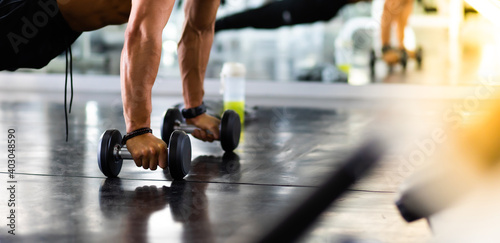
[140,148,149,156]
[149,148,157,157]
[158,142,166,150]
[133,152,143,160]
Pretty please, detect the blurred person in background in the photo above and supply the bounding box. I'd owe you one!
[214,0,414,64]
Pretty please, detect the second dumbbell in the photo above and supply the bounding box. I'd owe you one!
[161,108,241,152]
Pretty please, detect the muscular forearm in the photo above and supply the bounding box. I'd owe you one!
[178,24,210,109]
[178,0,219,109]
[120,0,173,133]
[121,31,162,133]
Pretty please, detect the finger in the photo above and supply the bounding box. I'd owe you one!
[134,158,142,167]
[200,130,212,142]
[205,133,215,142]
[133,153,142,167]
[191,129,201,140]
[142,151,149,169]
[208,126,220,140]
[158,143,168,169]
[150,148,158,171]
[192,129,208,141]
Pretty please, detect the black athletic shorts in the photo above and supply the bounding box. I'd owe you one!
[0,0,81,71]
[215,0,348,31]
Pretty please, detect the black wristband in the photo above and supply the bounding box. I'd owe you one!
[182,102,207,119]
[122,127,152,145]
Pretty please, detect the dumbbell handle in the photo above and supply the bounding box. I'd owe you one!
[114,145,133,160]
[174,124,213,135]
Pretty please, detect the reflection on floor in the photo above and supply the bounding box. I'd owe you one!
[0,90,440,243]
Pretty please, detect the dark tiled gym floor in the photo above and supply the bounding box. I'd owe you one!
[0,89,436,243]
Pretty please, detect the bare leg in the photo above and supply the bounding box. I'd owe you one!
[380,0,413,64]
[396,0,413,49]
[381,0,397,48]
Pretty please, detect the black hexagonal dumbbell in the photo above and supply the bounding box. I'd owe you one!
[161,108,241,152]
[97,129,191,180]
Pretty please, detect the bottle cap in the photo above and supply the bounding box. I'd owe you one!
[221,62,246,78]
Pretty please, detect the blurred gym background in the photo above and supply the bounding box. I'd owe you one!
[3,1,500,242]
[13,0,500,86]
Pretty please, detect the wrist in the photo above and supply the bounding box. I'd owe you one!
[125,119,151,134]
[122,127,153,145]
[185,113,205,125]
[182,102,206,119]
[184,100,204,109]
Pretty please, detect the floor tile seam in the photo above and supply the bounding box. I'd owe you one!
[0,172,396,193]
